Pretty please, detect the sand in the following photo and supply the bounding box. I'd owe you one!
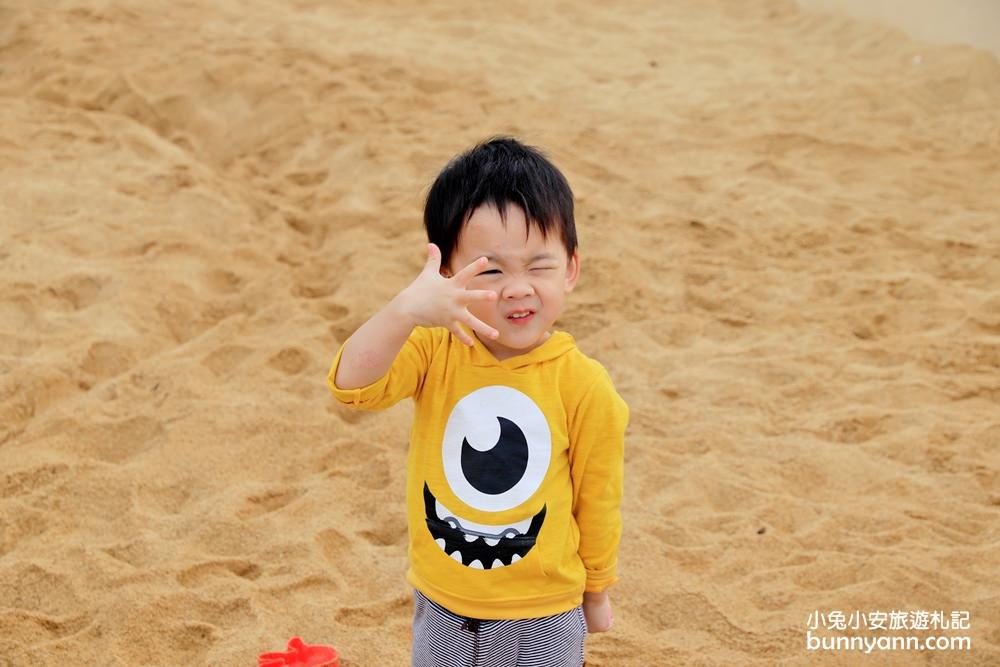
[1,0,998,665]
[798,0,1000,59]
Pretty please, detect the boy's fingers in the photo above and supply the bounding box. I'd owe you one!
[450,323,474,346]
[461,289,497,303]
[423,243,441,274]
[452,256,488,285]
[464,313,498,340]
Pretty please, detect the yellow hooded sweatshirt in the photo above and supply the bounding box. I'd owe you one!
[327,326,628,620]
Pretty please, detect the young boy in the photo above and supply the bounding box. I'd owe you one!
[327,137,628,667]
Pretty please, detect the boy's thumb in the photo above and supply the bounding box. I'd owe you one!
[425,243,441,270]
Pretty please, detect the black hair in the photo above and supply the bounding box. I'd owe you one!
[423,136,577,270]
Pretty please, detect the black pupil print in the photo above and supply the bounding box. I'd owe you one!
[461,416,529,495]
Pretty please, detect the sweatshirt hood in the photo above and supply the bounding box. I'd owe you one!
[466,330,576,370]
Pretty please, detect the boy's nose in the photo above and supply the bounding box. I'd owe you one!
[502,278,534,299]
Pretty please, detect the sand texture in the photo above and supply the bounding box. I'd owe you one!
[1,0,998,665]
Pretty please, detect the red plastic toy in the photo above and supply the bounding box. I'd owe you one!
[258,636,340,667]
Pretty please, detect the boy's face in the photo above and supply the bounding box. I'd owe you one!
[443,202,579,361]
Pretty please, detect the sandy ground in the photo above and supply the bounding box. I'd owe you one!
[798,0,1000,58]
[1,1,998,665]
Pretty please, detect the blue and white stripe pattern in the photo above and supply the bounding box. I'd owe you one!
[411,589,587,667]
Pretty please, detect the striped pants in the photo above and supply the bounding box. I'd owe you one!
[411,589,587,667]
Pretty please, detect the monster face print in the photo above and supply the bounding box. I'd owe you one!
[424,386,550,570]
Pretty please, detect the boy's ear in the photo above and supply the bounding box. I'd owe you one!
[564,250,580,292]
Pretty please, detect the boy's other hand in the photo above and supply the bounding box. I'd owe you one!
[397,243,498,346]
[582,591,614,633]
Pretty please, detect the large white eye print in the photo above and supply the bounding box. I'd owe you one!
[442,385,551,513]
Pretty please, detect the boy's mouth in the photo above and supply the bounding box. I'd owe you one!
[506,309,535,326]
[423,483,545,569]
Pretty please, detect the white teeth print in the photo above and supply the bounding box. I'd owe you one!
[431,495,539,569]
[435,498,533,537]
[432,534,521,570]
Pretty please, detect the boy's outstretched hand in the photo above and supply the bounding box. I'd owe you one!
[399,243,499,346]
[583,591,614,633]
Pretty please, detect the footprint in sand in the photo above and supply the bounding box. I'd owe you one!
[71,415,167,464]
[357,516,407,547]
[43,273,109,311]
[201,268,243,294]
[101,537,159,569]
[292,280,338,300]
[263,573,340,600]
[267,346,311,375]
[0,562,81,616]
[236,487,306,520]
[201,344,254,377]
[176,558,262,588]
[333,594,410,627]
[316,302,349,321]
[0,610,93,646]
[290,260,342,300]
[317,440,392,490]
[285,169,329,188]
[639,592,800,655]
[560,301,612,341]
[0,293,41,334]
[1,463,70,499]
[135,479,194,516]
[79,340,136,379]
[822,414,888,444]
[0,506,49,559]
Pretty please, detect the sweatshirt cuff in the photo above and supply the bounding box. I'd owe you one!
[584,564,619,593]
[326,339,390,407]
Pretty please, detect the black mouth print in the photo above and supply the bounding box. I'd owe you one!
[424,483,546,570]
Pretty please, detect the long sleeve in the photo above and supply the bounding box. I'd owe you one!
[568,369,629,593]
[326,327,433,410]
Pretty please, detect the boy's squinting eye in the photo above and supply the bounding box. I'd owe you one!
[476,266,555,276]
